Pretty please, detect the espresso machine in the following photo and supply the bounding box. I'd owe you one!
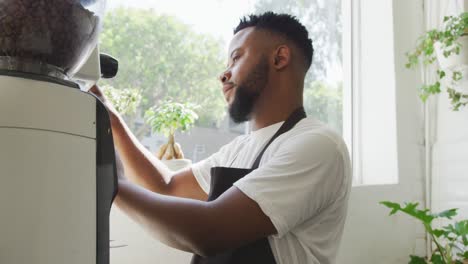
[0,0,118,263]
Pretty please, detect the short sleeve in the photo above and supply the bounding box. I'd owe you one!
[191,136,246,194]
[233,133,346,238]
[191,154,217,194]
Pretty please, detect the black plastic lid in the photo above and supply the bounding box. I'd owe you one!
[100,53,118,79]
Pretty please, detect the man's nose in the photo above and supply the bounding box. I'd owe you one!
[219,70,232,83]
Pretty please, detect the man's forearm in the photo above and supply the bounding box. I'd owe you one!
[115,180,214,256]
[114,179,276,257]
[111,114,172,193]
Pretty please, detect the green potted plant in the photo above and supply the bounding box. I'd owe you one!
[406,12,468,110]
[380,202,468,264]
[144,99,199,171]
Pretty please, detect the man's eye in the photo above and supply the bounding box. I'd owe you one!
[232,56,240,62]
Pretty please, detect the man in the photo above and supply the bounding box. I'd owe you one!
[89,12,351,264]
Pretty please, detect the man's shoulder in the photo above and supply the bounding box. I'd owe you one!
[276,117,348,157]
[218,133,250,153]
[290,117,342,143]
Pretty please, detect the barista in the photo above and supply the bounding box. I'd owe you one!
[89,12,351,264]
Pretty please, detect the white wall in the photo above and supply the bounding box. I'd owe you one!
[353,0,399,186]
[432,78,468,220]
[337,0,428,262]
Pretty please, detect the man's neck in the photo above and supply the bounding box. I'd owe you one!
[250,101,303,131]
[249,77,304,131]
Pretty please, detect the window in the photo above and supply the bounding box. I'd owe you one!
[254,0,345,136]
[192,144,207,163]
[101,1,351,263]
[99,0,349,165]
[347,0,398,185]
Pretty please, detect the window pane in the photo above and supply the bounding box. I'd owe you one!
[99,0,346,162]
[352,0,398,185]
[254,0,344,135]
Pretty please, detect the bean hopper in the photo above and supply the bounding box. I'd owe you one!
[0,0,118,263]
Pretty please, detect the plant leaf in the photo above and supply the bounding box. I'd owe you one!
[435,208,458,220]
[409,255,427,264]
[437,70,446,79]
[380,201,435,224]
[452,220,468,237]
[453,71,463,81]
[430,253,444,264]
[432,229,446,238]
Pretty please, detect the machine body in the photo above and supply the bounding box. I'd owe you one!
[0,74,117,264]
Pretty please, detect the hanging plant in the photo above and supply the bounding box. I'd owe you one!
[405,12,468,110]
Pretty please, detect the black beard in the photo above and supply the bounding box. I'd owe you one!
[229,56,269,123]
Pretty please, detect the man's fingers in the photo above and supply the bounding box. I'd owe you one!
[87,85,119,117]
[88,85,103,96]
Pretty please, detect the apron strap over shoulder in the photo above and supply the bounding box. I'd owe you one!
[251,107,306,170]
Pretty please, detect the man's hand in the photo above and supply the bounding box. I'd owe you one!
[88,85,120,124]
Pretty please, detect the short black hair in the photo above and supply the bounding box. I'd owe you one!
[234,12,314,71]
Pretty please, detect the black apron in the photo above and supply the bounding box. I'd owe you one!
[191,107,307,264]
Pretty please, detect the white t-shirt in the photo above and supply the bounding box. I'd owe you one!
[191,117,352,264]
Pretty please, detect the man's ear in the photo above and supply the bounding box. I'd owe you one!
[272,45,290,70]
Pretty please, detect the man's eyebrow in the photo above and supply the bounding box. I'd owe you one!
[230,48,240,58]
[226,48,241,67]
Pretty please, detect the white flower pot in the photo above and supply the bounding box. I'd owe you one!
[435,35,468,70]
[161,158,192,172]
